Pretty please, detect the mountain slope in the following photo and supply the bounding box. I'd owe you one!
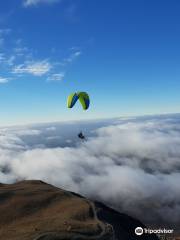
[0,180,159,240]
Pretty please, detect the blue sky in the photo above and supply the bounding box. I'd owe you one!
[0,0,179,125]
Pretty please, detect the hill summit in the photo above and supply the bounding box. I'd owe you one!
[0,180,159,240]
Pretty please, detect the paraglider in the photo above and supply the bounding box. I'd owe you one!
[67,91,90,140]
[78,131,86,140]
[67,92,90,110]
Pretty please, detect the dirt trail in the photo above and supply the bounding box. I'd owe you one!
[34,199,114,240]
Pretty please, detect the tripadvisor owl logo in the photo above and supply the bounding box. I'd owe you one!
[135,227,143,235]
[135,227,174,236]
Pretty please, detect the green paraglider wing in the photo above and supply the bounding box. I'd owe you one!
[77,92,90,110]
[67,93,79,108]
[67,92,90,110]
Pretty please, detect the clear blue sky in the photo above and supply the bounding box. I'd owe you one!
[0,0,179,125]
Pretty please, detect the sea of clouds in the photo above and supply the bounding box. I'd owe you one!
[0,114,180,228]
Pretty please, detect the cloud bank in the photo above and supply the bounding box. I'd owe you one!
[0,114,180,228]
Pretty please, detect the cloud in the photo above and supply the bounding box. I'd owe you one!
[1,114,180,229]
[0,53,16,67]
[6,56,16,66]
[0,77,11,83]
[1,55,16,66]
[23,0,60,7]
[62,51,82,65]
[0,28,11,36]
[0,53,5,62]
[0,28,82,83]
[0,29,53,80]
[56,50,82,68]
[12,60,52,76]
[47,73,65,81]
[14,47,29,57]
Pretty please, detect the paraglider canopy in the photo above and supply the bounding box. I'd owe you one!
[67,92,90,110]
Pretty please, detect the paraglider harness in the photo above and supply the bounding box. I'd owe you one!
[78,131,86,140]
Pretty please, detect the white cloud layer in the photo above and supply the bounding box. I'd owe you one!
[0,114,180,228]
